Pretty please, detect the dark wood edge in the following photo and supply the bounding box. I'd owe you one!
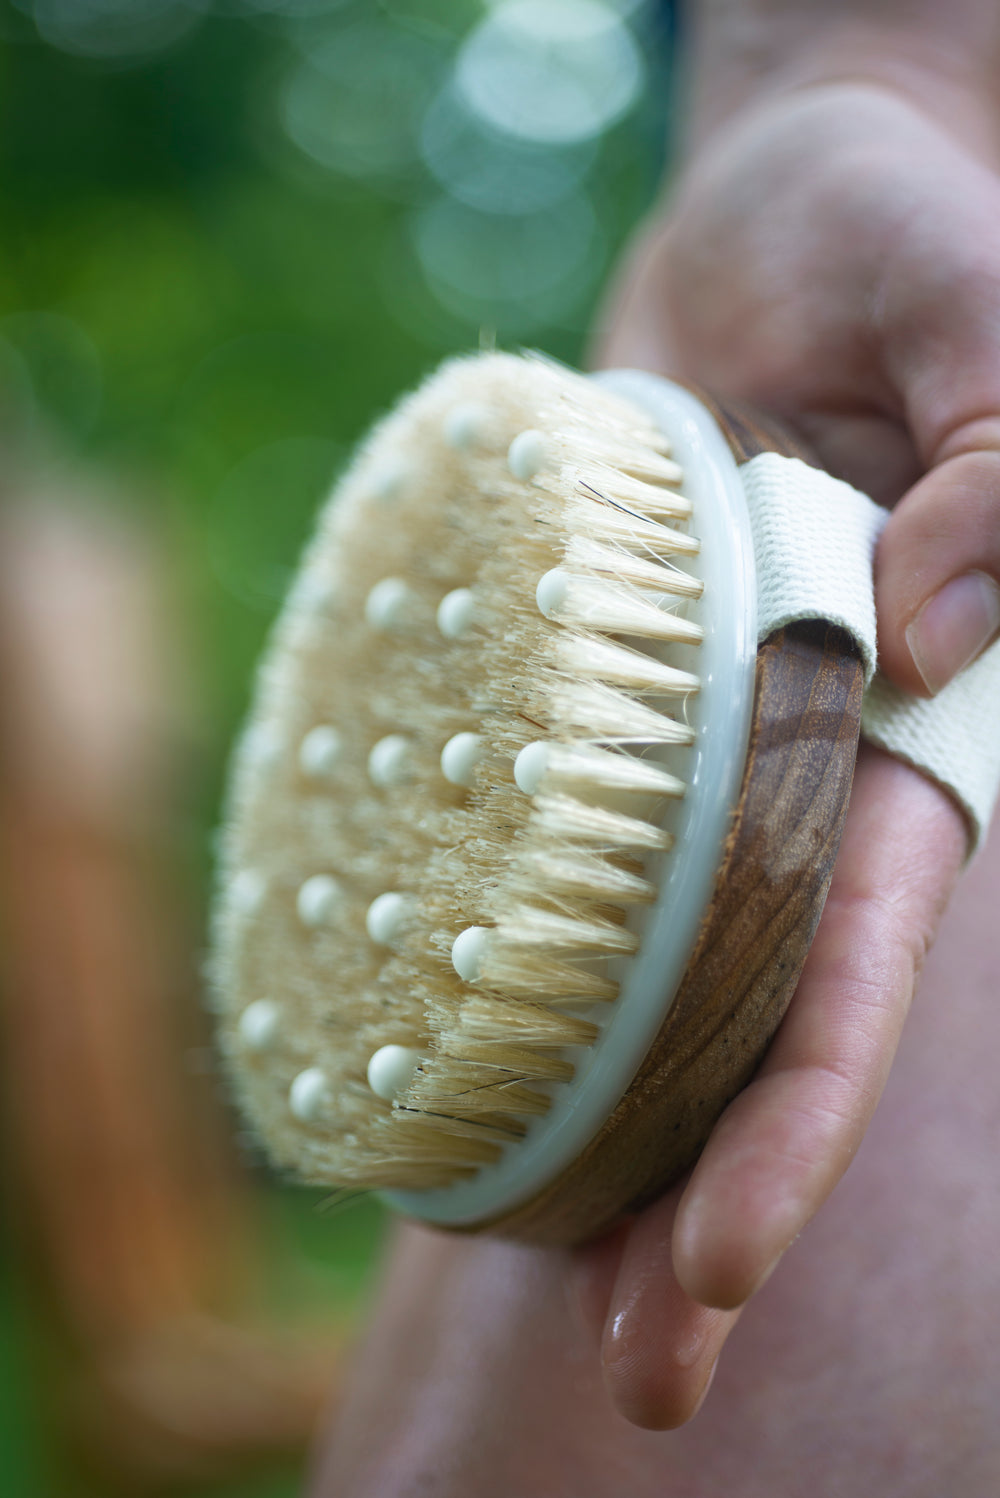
[468,392,865,1245]
[679,384,820,467]
[479,622,864,1244]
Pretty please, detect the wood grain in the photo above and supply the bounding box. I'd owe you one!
[482,395,866,1244]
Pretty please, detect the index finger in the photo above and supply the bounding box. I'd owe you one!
[596,747,965,1424]
[675,746,965,1307]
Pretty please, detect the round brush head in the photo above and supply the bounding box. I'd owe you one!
[210,352,862,1244]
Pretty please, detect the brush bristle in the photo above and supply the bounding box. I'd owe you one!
[211,352,702,1191]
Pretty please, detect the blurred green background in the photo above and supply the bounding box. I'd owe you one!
[0,0,669,1491]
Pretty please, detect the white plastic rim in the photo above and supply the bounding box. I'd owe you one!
[385,372,758,1228]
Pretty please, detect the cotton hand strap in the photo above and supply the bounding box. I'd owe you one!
[741,452,1000,854]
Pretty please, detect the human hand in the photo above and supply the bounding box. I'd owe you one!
[315,774,1000,1495]
[598,82,1000,696]
[580,79,995,1426]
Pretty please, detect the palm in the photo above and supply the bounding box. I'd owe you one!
[600,86,1000,506]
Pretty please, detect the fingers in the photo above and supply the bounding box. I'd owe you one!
[589,749,965,1427]
[586,221,680,376]
[597,94,1000,698]
[876,196,1000,694]
[672,749,965,1309]
[875,447,1000,695]
[593,1188,738,1430]
[571,1219,631,1347]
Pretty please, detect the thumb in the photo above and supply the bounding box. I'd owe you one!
[876,231,1000,696]
[586,221,680,375]
[876,441,1000,697]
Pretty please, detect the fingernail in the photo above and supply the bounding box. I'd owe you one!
[906,571,1000,694]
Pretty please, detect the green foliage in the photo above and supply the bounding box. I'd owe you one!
[0,3,667,1488]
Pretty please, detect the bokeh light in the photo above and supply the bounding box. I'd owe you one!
[456,0,644,146]
[410,191,604,338]
[241,0,352,15]
[420,80,597,216]
[280,12,452,189]
[274,0,658,343]
[0,5,670,1491]
[13,0,204,60]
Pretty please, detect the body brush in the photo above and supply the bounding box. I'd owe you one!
[210,351,874,1246]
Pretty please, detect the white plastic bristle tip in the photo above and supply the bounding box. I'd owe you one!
[230,868,267,917]
[536,568,569,619]
[297,873,342,927]
[238,999,281,1053]
[366,1044,422,1102]
[451,925,489,983]
[289,1067,329,1123]
[514,741,550,796]
[365,891,412,946]
[443,402,489,450]
[368,734,412,788]
[243,723,283,769]
[298,725,342,778]
[436,587,475,640]
[507,429,548,481]
[369,458,409,503]
[294,572,338,612]
[364,577,413,630]
[440,731,482,788]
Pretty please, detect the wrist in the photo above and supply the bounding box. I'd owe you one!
[684,4,1000,165]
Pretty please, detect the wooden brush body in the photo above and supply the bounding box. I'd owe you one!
[212,356,862,1245]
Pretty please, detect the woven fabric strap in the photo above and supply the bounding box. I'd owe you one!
[741,452,1000,854]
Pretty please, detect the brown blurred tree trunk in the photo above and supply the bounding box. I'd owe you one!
[0,492,341,1492]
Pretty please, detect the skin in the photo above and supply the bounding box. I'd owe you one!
[598,83,1000,698]
[313,766,998,1497]
[313,14,1000,1490]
